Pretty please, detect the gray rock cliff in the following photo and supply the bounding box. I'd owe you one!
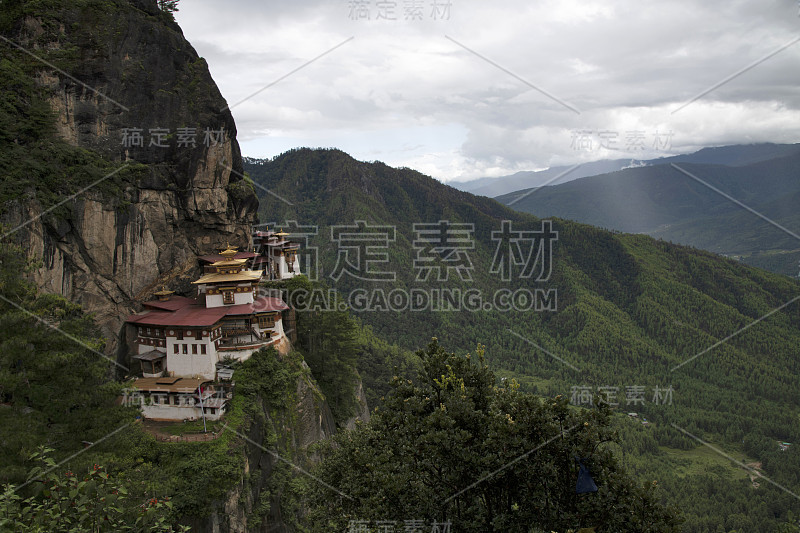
[1,0,259,353]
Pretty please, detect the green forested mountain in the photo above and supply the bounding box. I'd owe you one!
[494,151,800,276]
[246,148,800,532]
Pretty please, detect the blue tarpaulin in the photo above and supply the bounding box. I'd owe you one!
[575,458,598,493]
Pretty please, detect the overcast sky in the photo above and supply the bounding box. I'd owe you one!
[174,0,800,183]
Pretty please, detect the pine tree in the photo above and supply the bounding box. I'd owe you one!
[308,339,683,532]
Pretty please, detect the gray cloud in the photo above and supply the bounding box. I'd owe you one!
[176,0,800,181]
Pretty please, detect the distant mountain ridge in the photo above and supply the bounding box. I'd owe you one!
[495,145,800,276]
[453,143,800,198]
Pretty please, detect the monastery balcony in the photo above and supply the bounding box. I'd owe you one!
[219,327,279,344]
[218,332,277,350]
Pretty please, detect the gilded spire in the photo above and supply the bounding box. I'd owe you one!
[219,243,238,260]
[153,285,174,301]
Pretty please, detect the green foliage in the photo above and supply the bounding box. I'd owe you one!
[0,237,133,484]
[274,274,422,423]
[779,512,800,533]
[494,152,800,277]
[157,0,180,15]
[0,447,187,532]
[308,339,682,532]
[0,22,146,211]
[236,346,293,413]
[275,275,362,424]
[114,347,298,520]
[0,231,304,526]
[354,322,421,409]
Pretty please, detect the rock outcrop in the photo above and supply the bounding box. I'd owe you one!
[343,377,371,430]
[1,0,259,354]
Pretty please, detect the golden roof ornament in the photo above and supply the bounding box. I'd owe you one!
[219,243,238,260]
[153,286,174,301]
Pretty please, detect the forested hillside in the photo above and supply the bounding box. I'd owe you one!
[246,148,800,532]
[3,0,799,528]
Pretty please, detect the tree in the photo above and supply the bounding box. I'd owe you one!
[0,237,132,484]
[0,448,188,532]
[308,339,682,532]
[278,276,361,423]
[779,512,800,533]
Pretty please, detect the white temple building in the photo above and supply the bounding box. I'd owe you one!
[125,245,291,421]
[252,228,301,280]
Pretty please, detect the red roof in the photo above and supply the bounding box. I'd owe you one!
[142,296,196,311]
[198,251,256,264]
[128,305,225,327]
[127,296,289,328]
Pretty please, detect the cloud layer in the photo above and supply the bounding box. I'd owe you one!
[175,0,800,182]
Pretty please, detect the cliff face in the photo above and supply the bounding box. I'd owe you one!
[2,5,371,532]
[188,363,338,533]
[1,0,258,353]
